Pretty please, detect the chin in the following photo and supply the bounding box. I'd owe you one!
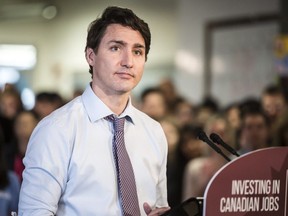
[118,84,137,93]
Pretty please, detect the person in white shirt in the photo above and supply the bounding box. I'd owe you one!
[18,6,170,216]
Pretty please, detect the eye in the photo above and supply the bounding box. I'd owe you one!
[110,46,120,52]
[134,49,143,56]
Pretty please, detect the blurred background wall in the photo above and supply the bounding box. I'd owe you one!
[0,0,281,108]
[176,0,279,105]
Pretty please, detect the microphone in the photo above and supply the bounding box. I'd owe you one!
[210,133,240,157]
[197,130,231,162]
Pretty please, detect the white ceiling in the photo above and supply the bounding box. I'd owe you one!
[0,0,177,21]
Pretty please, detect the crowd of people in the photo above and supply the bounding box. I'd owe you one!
[0,84,65,215]
[135,78,288,207]
[0,78,287,214]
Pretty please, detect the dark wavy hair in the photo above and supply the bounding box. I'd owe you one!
[85,6,151,76]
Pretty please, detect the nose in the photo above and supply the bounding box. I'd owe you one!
[121,50,133,68]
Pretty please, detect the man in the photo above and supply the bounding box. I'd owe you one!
[18,6,170,216]
[261,84,288,146]
[140,87,167,121]
[261,85,287,126]
[238,109,270,155]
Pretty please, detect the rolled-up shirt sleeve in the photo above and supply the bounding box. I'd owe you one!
[18,118,71,216]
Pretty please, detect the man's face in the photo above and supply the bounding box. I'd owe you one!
[262,94,286,120]
[141,93,166,121]
[241,115,269,150]
[86,24,146,96]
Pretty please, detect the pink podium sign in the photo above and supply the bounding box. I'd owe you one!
[203,147,288,216]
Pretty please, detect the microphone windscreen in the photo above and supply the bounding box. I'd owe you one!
[197,130,207,141]
[210,133,220,143]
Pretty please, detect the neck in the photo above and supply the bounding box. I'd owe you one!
[91,84,130,115]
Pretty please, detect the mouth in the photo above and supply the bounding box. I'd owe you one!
[115,71,134,79]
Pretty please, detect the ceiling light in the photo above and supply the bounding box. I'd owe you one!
[0,44,36,70]
[42,5,57,20]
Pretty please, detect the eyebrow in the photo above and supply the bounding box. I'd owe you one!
[109,40,145,49]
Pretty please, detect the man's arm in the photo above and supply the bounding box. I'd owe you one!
[19,168,61,215]
[18,119,70,215]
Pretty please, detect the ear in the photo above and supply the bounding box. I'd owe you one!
[85,48,95,66]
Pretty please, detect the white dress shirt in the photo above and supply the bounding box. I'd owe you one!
[18,84,168,216]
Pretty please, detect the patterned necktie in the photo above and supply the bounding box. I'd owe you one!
[105,115,141,216]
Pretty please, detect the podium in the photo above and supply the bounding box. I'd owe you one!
[203,147,288,216]
[164,147,288,216]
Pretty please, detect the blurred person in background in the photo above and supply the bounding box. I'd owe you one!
[0,85,24,173]
[224,102,241,149]
[172,98,195,129]
[11,111,39,182]
[159,118,182,208]
[176,124,205,200]
[182,114,231,200]
[140,87,168,121]
[261,84,288,146]
[33,92,64,120]
[0,84,23,145]
[237,107,271,155]
[0,84,23,120]
[178,124,204,165]
[0,130,20,216]
[158,78,181,114]
[261,84,287,126]
[194,96,219,128]
[274,120,288,146]
[224,103,241,131]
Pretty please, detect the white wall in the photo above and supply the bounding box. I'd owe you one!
[175,0,279,105]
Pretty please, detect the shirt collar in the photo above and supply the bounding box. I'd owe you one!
[81,84,135,124]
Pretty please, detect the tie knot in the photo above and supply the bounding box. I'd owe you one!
[105,115,125,132]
